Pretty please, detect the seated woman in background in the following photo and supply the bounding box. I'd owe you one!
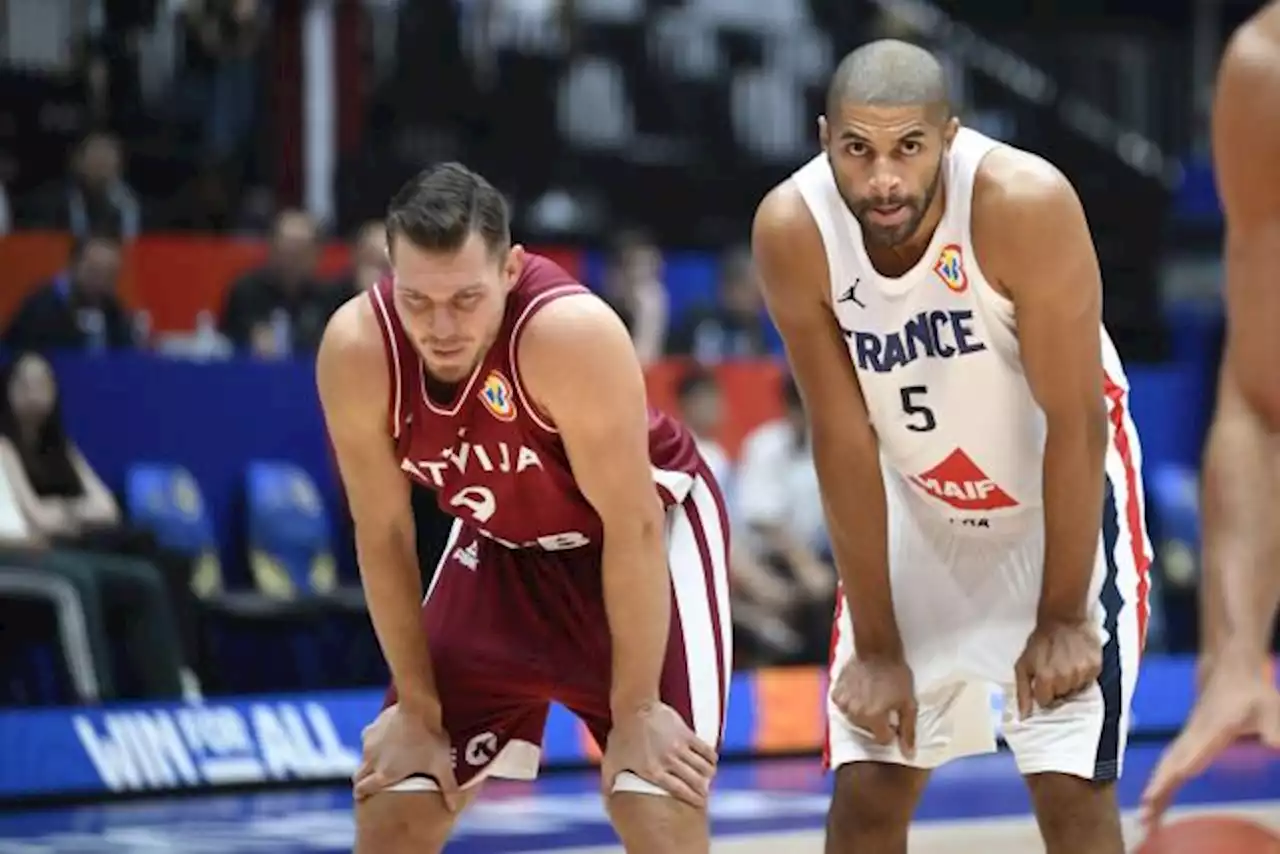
[0,351,199,699]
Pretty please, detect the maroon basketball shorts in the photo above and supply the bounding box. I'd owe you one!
[380,471,732,797]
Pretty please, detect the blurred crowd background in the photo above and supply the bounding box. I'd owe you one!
[0,0,1253,707]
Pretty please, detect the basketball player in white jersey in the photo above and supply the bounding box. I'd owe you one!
[1141,1,1280,825]
[752,41,1152,853]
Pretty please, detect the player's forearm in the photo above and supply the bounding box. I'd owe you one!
[1199,401,1280,664]
[813,435,901,656]
[602,512,671,716]
[356,525,441,723]
[1038,415,1108,622]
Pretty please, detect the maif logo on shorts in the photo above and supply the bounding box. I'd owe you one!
[479,371,517,421]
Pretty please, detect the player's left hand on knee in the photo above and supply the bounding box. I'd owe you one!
[601,701,718,809]
[1014,619,1103,719]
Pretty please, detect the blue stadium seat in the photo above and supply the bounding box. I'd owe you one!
[243,462,376,690]
[662,251,722,321]
[1149,462,1201,560]
[1145,462,1202,652]
[244,461,337,599]
[125,463,223,598]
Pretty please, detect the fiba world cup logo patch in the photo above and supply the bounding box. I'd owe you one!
[479,371,517,421]
[933,243,968,293]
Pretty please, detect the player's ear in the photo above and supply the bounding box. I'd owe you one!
[942,116,960,147]
[504,244,526,288]
[818,115,830,152]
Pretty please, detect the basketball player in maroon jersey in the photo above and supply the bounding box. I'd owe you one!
[1140,0,1280,825]
[316,162,731,853]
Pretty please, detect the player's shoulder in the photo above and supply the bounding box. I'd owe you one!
[316,289,389,398]
[320,289,381,357]
[973,145,1086,250]
[514,276,644,412]
[752,178,820,246]
[1213,5,1280,157]
[517,283,630,363]
[973,144,1079,224]
[1222,2,1280,72]
[970,145,1092,283]
[751,178,830,303]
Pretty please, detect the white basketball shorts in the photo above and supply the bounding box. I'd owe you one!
[826,460,1151,782]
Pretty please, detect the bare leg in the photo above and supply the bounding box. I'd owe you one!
[354,787,482,854]
[608,791,709,854]
[1025,773,1124,854]
[825,762,931,854]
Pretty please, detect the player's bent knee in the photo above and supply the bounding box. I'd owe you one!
[1024,773,1123,854]
[826,762,929,851]
[354,789,478,854]
[607,790,709,854]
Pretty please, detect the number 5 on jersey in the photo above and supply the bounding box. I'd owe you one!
[900,385,937,432]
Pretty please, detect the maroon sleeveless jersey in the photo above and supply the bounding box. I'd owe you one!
[368,254,703,552]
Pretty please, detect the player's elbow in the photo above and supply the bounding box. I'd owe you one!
[1045,398,1108,459]
[599,493,666,549]
[811,418,878,477]
[352,509,415,564]
[1236,371,1280,434]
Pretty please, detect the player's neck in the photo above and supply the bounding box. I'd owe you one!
[865,183,948,277]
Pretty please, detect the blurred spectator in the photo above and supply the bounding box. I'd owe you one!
[75,37,114,132]
[671,363,806,665]
[674,365,730,492]
[179,0,267,162]
[0,353,194,700]
[666,247,770,362]
[735,374,836,664]
[0,462,186,703]
[330,220,390,297]
[220,209,338,356]
[4,231,136,354]
[0,183,9,236]
[22,131,140,241]
[600,230,669,365]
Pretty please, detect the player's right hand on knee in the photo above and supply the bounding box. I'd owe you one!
[601,701,718,809]
[831,655,918,759]
[353,703,462,810]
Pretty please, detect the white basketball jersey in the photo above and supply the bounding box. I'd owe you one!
[791,128,1133,534]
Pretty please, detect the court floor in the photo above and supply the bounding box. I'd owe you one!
[0,742,1277,852]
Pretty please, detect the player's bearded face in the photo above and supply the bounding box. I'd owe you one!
[391,234,521,383]
[821,105,953,249]
[842,152,943,248]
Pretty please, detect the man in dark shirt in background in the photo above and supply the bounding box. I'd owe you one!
[25,131,141,241]
[219,209,344,356]
[5,231,136,353]
[327,220,389,299]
